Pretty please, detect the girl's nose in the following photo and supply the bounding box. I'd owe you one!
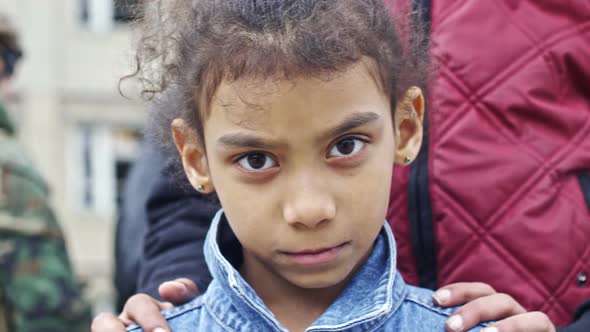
[282,181,336,229]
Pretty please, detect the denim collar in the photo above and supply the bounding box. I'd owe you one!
[203,209,406,331]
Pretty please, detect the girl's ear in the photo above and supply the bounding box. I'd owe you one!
[171,118,214,193]
[394,86,425,166]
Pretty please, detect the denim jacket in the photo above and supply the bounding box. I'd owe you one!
[129,210,487,331]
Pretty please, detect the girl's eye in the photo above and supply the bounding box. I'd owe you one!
[327,137,366,158]
[237,153,277,171]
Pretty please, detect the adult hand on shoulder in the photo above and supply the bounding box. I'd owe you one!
[432,282,556,332]
[91,278,199,332]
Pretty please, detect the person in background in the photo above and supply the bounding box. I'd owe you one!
[0,14,91,332]
[93,0,590,331]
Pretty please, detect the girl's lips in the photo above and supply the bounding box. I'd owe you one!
[282,242,348,266]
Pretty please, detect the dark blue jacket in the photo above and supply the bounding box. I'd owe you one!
[136,145,219,298]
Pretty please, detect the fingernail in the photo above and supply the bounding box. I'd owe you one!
[433,289,451,305]
[447,315,464,332]
[174,281,188,289]
[153,328,167,332]
[174,281,189,295]
[162,280,188,292]
[482,328,499,332]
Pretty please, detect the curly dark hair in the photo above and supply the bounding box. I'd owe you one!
[128,0,429,154]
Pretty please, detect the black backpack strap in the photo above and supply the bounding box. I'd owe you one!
[579,174,590,212]
[407,0,437,290]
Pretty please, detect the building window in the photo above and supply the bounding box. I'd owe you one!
[69,123,141,216]
[80,0,89,23]
[113,128,142,210]
[80,0,141,31]
[81,124,94,209]
[114,0,140,23]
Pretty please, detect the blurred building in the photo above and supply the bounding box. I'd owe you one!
[0,0,145,313]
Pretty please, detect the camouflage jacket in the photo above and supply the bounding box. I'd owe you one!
[0,104,91,332]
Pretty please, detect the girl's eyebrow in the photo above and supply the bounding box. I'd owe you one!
[217,111,380,150]
[320,111,381,141]
[217,132,283,150]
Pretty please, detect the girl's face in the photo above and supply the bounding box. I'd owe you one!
[174,61,423,290]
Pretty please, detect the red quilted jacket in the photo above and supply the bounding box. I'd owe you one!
[387,0,590,327]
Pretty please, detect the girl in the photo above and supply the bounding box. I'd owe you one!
[126,0,485,331]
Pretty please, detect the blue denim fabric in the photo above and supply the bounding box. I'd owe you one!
[129,210,488,331]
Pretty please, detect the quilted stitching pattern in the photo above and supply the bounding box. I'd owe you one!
[388,0,590,326]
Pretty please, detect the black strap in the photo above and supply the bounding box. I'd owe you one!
[558,298,590,331]
[412,0,431,29]
[579,174,590,212]
[407,0,437,290]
